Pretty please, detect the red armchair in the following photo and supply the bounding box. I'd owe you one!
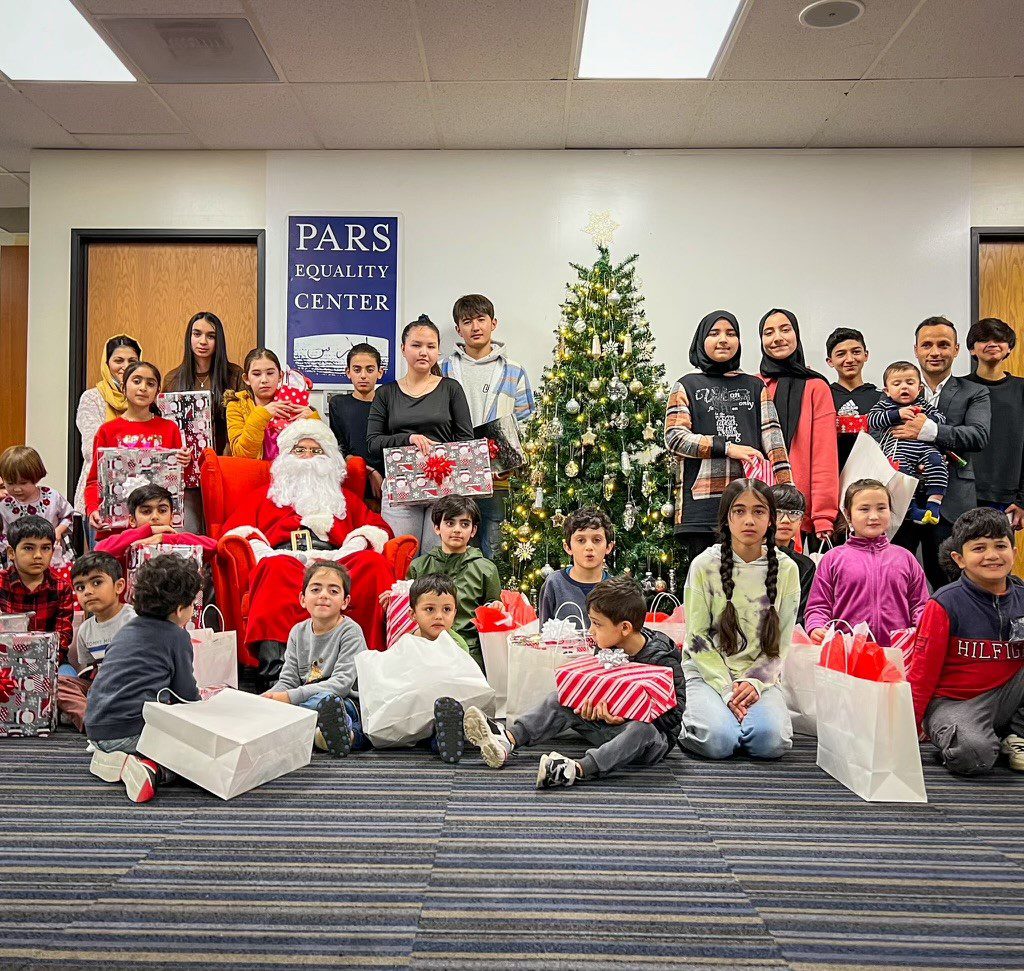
[200,449,418,642]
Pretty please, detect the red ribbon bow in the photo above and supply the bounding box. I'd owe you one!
[422,453,456,485]
[0,667,17,703]
[487,438,500,460]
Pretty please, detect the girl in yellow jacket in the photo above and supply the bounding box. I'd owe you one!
[224,349,319,459]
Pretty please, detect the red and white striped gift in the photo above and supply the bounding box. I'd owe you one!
[889,627,917,668]
[386,580,417,648]
[554,656,676,723]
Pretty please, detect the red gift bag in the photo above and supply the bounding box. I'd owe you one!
[555,655,676,723]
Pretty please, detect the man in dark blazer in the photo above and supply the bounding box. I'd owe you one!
[890,316,991,589]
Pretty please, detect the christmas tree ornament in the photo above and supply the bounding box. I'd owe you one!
[547,416,563,439]
[582,209,620,247]
[530,465,544,486]
[622,332,633,355]
[603,475,615,500]
[608,289,621,303]
[591,334,602,357]
[581,427,597,448]
[573,315,587,334]
[565,397,580,415]
[623,501,637,531]
[629,378,644,395]
[661,501,675,519]
[620,450,632,475]
[607,376,627,401]
[565,459,579,479]
[540,563,555,579]
[669,568,677,594]
[551,508,566,529]
[641,469,654,497]
[655,577,668,593]
[653,386,667,403]
[612,411,629,430]
[642,422,657,441]
[533,486,544,510]
[517,523,532,539]
[642,571,655,594]
[588,376,602,394]
[514,540,536,562]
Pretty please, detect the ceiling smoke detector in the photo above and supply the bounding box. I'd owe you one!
[799,0,864,29]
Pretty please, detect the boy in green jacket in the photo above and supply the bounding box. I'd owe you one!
[407,496,501,668]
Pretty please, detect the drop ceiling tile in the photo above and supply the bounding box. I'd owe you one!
[567,81,707,148]
[433,81,565,148]
[417,0,576,80]
[292,83,437,149]
[717,0,920,80]
[0,147,33,171]
[867,0,1024,79]
[85,0,245,11]
[72,132,204,149]
[0,85,80,147]
[0,174,29,207]
[153,84,320,148]
[16,83,184,134]
[247,0,423,81]
[809,78,1024,147]
[691,80,852,147]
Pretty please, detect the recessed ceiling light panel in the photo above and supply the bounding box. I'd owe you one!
[799,0,865,29]
[578,0,743,80]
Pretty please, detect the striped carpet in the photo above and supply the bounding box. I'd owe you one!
[1,734,1022,970]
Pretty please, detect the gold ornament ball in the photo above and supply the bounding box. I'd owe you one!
[517,524,531,539]
[629,379,644,395]
[655,578,668,593]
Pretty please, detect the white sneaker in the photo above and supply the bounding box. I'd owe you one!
[463,706,512,768]
[536,752,578,789]
[1000,734,1024,771]
[89,749,129,783]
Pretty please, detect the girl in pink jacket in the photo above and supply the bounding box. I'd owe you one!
[804,479,929,647]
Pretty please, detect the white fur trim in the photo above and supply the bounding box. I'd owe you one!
[345,525,390,555]
[223,525,268,545]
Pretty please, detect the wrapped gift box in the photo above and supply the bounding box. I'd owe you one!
[127,544,205,628]
[555,655,676,723]
[98,448,183,531]
[474,415,526,478]
[837,413,869,435]
[385,579,417,648]
[157,391,213,489]
[384,439,493,506]
[0,632,59,737]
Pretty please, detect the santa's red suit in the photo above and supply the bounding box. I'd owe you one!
[221,421,396,660]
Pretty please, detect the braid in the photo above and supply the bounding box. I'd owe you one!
[759,523,782,658]
[718,530,741,657]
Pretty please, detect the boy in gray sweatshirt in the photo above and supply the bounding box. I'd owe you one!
[264,561,367,758]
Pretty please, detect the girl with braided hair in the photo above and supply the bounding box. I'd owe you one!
[681,478,800,760]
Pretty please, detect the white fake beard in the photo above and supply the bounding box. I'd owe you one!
[267,453,347,540]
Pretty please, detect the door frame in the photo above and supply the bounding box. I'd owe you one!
[67,228,266,495]
[970,226,1024,324]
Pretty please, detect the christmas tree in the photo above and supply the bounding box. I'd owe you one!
[498,212,678,603]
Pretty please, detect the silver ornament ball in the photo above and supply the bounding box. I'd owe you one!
[540,563,555,579]
[565,397,580,415]
[660,501,675,519]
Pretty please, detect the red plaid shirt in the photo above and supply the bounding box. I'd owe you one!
[0,566,74,663]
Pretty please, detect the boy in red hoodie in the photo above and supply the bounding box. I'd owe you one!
[96,484,216,570]
[909,507,1024,775]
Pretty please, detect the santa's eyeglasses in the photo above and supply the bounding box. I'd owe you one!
[290,445,325,456]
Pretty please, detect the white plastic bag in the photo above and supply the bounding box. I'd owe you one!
[839,432,918,538]
[479,619,539,719]
[138,688,316,800]
[780,626,820,737]
[356,631,495,747]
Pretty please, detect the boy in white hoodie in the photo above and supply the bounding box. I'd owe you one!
[442,294,535,558]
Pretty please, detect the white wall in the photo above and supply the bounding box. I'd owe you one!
[29,147,988,487]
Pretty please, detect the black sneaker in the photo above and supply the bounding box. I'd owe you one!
[433,696,465,764]
[536,752,578,789]
[314,695,353,758]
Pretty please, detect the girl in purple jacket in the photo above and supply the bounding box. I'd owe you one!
[805,479,929,646]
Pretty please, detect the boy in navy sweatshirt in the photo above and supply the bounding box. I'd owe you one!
[85,554,203,803]
[909,508,1024,775]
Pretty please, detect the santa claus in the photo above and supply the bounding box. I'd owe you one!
[222,419,395,687]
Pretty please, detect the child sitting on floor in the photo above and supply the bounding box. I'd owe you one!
[0,446,75,571]
[406,495,501,668]
[86,554,202,803]
[263,561,368,759]
[0,515,74,665]
[538,507,614,628]
[460,576,685,788]
[58,552,135,733]
[909,507,1024,776]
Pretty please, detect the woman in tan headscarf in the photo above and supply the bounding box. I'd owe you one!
[73,334,142,514]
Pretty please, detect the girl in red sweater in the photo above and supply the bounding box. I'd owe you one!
[85,361,189,529]
[759,309,839,543]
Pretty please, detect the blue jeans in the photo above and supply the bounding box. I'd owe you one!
[473,493,506,560]
[682,678,792,760]
[299,692,367,750]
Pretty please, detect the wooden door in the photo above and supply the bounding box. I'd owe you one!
[976,239,1024,572]
[85,241,257,386]
[0,245,29,453]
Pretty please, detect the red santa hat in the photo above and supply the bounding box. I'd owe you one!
[275,418,343,474]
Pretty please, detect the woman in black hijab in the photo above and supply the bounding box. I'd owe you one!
[665,311,792,565]
[758,308,839,542]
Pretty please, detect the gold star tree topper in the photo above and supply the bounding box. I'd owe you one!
[583,210,620,247]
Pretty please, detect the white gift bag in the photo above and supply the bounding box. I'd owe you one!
[839,432,919,539]
[814,664,927,803]
[190,607,238,690]
[356,630,495,747]
[781,631,820,737]
[138,688,316,800]
[480,619,539,719]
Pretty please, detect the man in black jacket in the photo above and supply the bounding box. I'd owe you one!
[891,317,991,589]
